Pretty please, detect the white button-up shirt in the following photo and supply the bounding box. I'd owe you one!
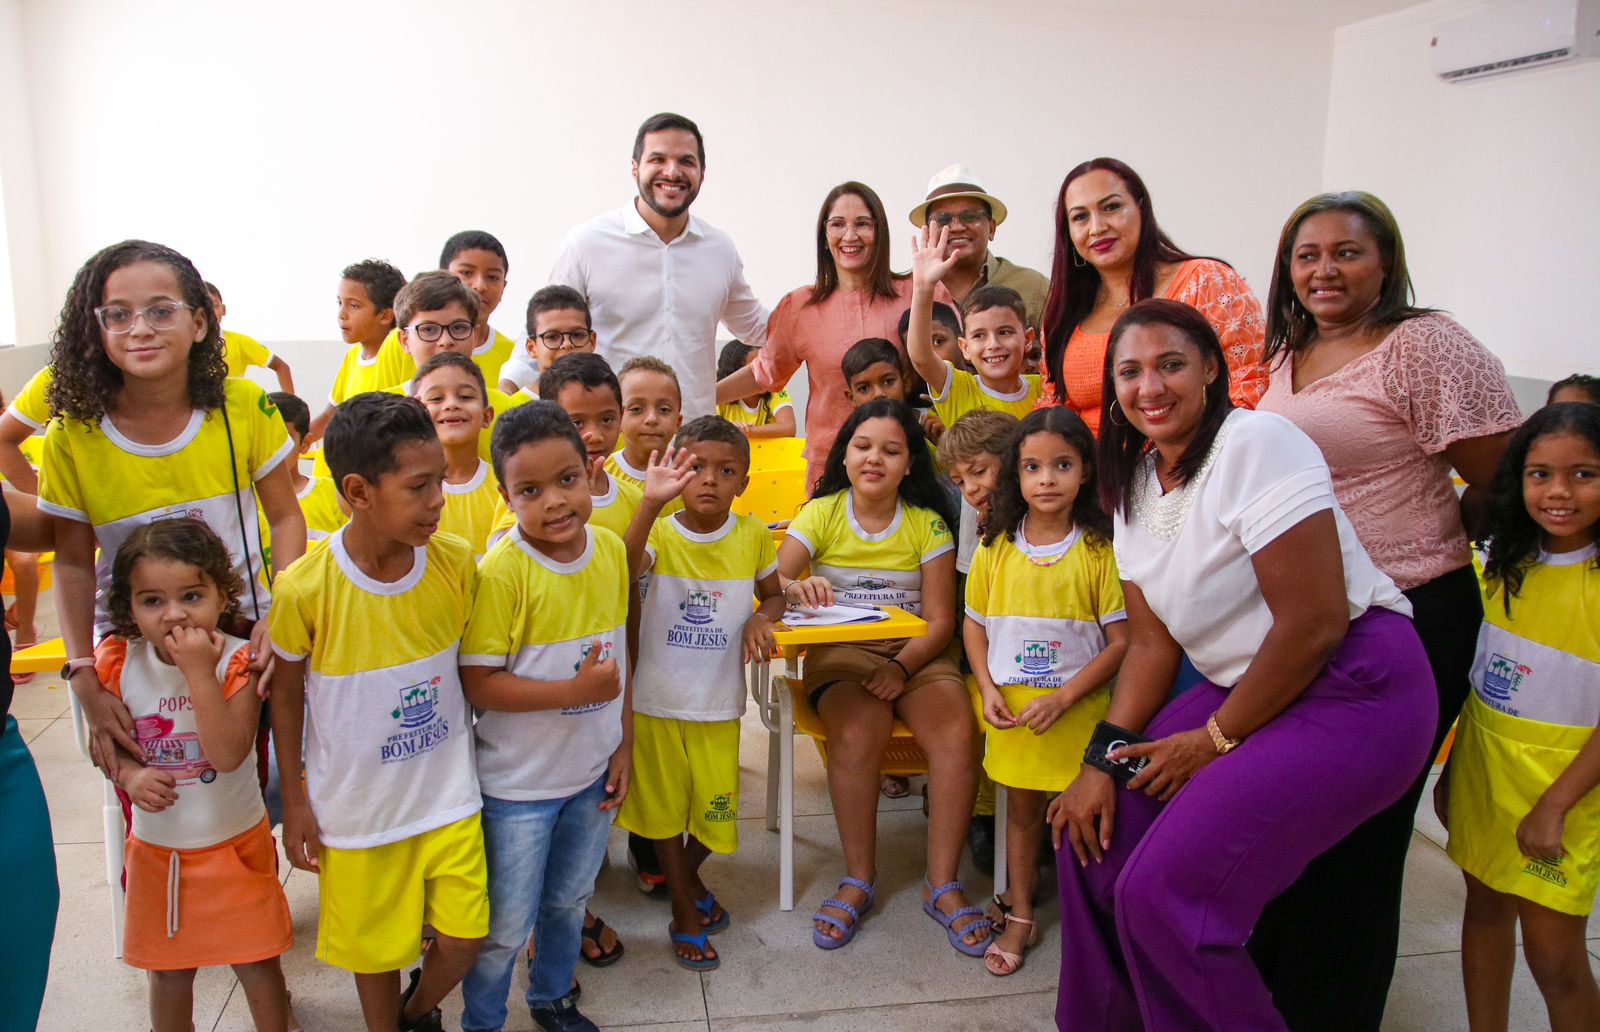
[548,201,769,417]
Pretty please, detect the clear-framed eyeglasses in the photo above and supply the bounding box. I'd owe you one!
[93,302,193,334]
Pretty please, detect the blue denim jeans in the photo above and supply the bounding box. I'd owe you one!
[460,774,613,1032]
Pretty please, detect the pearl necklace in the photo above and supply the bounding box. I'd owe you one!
[1130,418,1235,540]
[1017,514,1072,567]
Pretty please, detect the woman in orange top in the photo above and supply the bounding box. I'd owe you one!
[717,182,944,488]
[1038,158,1268,431]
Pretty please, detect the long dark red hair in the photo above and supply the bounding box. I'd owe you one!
[1040,159,1199,395]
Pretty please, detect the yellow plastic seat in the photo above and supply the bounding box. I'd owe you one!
[787,675,930,776]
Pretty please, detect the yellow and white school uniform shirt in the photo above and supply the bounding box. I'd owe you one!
[785,490,953,615]
[462,526,630,802]
[929,361,1041,428]
[222,330,272,379]
[717,389,793,429]
[635,513,777,720]
[297,476,347,543]
[38,379,293,638]
[269,529,482,849]
[491,469,641,547]
[606,450,683,516]
[439,459,508,560]
[329,338,412,406]
[5,366,52,430]
[1447,545,1600,914]
[965,528,1125,790]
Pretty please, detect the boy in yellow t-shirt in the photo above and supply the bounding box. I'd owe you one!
[413,352,507,560]
[715,340,796,439]
[268,392,486,1032]
[458,401,631,1032]
[501,284,599,400]
[378,232,518,393]
[268,392,347,544]
[309,259,411,445]
[204,281,294,392]
[609,357,685,515]
[907,227,1040,427]
[619,416,785,970]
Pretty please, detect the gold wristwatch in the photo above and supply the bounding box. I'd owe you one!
[1206,712,1241,754]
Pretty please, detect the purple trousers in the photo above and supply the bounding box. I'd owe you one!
[1054,608,1436,1031]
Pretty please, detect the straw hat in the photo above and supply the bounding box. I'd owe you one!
[908,164,1008,227]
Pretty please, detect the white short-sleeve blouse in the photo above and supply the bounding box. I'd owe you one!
[1113,409,1410,687]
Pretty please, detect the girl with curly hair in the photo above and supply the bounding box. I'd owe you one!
[36,240,306,782]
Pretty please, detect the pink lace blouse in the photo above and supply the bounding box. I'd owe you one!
[1256,314,1522,591]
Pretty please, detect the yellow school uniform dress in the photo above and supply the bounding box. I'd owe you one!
[269,528,486,973]
[440,459,508,560]
[381,382,529,463]
[5,366,52,430]
[964,528,1125,792]
[461,526,630,802]
[38,379,293,638]
[1446,545,1600,915]
[491,469,641,548]
[297,476,347,544]
[929,361,1041,428]
[606,449,683,516]
[221,330,273,379]
[330,339,413,406]
[619,513,777,852]
[717,389,793,429]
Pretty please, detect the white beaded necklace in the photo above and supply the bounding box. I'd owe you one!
[1130,418,1236,540]
[1016,514,1073,567]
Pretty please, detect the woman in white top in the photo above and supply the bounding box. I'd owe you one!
[1050,299,1436,1031]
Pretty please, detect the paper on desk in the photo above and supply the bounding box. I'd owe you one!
[781,603,891,627]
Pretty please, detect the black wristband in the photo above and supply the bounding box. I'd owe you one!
[888,658,910,679]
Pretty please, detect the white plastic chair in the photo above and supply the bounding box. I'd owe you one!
[67,688,126,958]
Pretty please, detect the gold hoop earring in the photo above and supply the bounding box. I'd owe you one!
[1108,398,1129,427]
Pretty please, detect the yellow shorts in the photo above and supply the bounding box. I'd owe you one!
[617,714,741,854]
[968,676,1110,793]
[1446,694,1600,915]
[317,812,489,973]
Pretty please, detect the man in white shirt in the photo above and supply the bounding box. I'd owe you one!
[548,113,769,418]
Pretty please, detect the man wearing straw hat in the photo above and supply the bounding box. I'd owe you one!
[909,164,1048,331]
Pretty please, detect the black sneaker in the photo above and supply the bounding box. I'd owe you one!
[627,832,667,896]
[531,995,600,1032]
[966,814,996,874]
[397,968,444,1031]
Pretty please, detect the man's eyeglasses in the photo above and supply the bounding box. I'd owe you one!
[409,320,475,343]
[93,302,193,334]
[534,328,594,350]
[928,211,989,228]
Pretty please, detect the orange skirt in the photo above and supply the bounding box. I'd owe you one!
[123,815,293,970]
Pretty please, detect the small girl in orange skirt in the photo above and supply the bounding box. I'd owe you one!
[96,517,292,1032]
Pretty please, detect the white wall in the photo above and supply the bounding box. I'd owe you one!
[6,0,1338,407]
[0,0,48,354]
[1324,0,1600,380]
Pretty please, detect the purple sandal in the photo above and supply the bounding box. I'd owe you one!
[811,876,875,949]
[923,879,992,957]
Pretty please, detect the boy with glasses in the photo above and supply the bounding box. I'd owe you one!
[508,286,600,400]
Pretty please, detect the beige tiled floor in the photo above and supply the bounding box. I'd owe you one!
[18,643,1600,1030]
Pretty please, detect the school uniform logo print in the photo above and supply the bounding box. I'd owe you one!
[855,575,891,591]
[1483,653,1531,702]
[681,589,720,626]
[562,641,618,715]
[1017,640,1061,677]
[704,793,735,822]
[381,676,450,763]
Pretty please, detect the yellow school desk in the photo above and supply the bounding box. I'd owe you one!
[748,605,926,911]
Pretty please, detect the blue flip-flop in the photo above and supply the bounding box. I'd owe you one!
[811,876,875,950]
[668,925,720,971]
[695,891,730,935]
[923,879,993,957]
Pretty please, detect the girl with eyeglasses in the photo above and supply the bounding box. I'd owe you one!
[37,240,306,800]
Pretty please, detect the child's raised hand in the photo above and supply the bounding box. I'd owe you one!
[643,446,696,508]
[1017,691,1070,735]
[125,765,178,813]
[586,453,609,492]
[784,576,834,610]
[1516,797,1568,862]
[910,222,960,289]
[981,687,1017,731]
[166,625,224,678]
[742,612,778,664]
[573,640,621,706]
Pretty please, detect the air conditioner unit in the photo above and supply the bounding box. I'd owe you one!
[1431,0,1600,81]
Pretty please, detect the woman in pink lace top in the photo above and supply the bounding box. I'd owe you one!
[1036,157,1269,432]
[1251,191,1523,1032]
